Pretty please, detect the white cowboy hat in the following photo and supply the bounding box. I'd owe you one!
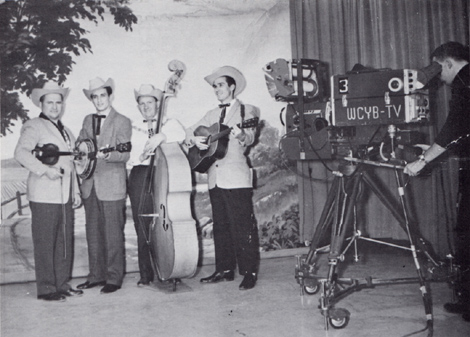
[83,77,115,101]
[204,66,246,97]
[31,81,70,107]
[134,84,163,102]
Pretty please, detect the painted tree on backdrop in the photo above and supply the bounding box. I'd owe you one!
[0,0,138,136]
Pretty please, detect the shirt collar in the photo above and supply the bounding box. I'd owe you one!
[96,106,112,118]
[220,98,237,108]
[39,112,63,130]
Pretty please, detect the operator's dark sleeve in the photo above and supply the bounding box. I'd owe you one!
[434,64,470,154]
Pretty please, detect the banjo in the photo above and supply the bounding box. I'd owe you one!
[74,139,132,179]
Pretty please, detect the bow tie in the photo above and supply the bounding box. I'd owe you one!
[143,119,157,123]
[218,104,230,124]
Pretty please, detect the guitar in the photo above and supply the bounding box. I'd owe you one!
[188,117,259,173]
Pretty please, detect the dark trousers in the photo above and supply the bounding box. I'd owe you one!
[209,187,259,275]
[83,185,126,286]
[455,162,470,300]
[128,165,154,282]
[30,201,73,296]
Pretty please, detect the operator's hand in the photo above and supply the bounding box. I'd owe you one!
[44,167,63,180]
[231,125,246,142]
[194,136,209,150]
[404,160,426,176]
[413,144,431,152]
[404,143,432,176]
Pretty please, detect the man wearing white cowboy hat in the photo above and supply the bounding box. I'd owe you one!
[15,81,82,301]
[127,84,186,286]
[185,66,261,290]
[76,77,132,294]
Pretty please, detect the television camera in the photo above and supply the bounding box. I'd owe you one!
[263,59,450,334]
[263,58,436,168]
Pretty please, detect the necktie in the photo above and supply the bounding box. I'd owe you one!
[218,103,230,124]
[39,113,70,145]
[144,119,156,138]
[93,114,106,136]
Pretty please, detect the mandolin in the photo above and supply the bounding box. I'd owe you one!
[33,141,132,166]
[187,117,259,173]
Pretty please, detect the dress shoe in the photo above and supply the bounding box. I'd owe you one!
[100,284,120,294]
[137,279,152,287]
[77,280,106,290]
[462,312,470,322]
[239,273,257,290]
[158,278,181,285]
[59,288,84,297]
[200,270,234,283]
[37,292,66,302]
[444,301,470,314]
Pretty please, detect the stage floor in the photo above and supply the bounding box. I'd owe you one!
[1,242,469,337]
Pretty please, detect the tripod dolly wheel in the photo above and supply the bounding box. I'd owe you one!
[329,308,350,329]
[303,284,320,295]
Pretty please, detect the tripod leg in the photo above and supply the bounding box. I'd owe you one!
[362,168,433,336]
[319,174,361,330]
[329,173,362,258]
[296,176,341,297]
[305,176,341,264]
[394,169,433,336]
[362,169,437,264]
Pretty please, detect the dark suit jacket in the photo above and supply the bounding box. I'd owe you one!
[78,107,132,201]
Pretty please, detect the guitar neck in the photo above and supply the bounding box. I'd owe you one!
[207,118,258,144]
[210,127,232,143]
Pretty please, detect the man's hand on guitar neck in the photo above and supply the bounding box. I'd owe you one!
[230,125,246,143]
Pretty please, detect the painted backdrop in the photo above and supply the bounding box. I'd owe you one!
[1,0,303,278]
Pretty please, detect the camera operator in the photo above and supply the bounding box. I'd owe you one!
[404,41,469,322]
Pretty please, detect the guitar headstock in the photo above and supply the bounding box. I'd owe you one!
[165,60,186,96]
[240,117,259,129]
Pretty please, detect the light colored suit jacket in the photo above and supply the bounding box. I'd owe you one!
[78,108,132,201]
[14,117,79,204]
[187,99,260,189]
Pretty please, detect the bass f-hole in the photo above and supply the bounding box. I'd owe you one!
[160,204,168,231]
[138,60,199,285]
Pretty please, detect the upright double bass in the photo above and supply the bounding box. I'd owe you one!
[140,60,198,287]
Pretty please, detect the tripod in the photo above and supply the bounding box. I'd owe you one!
[295,160,439,336]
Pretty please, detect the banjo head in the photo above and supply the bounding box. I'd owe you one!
[74,138,97,179]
